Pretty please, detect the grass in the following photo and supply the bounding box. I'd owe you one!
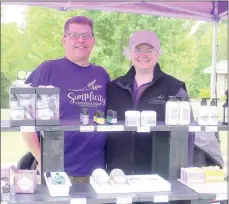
[1,106,228,173]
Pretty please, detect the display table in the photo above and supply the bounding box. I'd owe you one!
[1,120,227,184]
[7,180,215,204]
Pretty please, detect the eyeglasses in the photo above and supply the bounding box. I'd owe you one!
[134,49,158,56]
[65,32,94,40]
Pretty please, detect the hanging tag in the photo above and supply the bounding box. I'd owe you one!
[97,125,111,132]
[110,125,124,131]
[20,126,35,132]
[137,126,150,132]
[80,126,94,132]
[153,195,169,203]
[116,196,132,204]
[71,198,87,204]
[188,126,201,132]
[205,126,218,132]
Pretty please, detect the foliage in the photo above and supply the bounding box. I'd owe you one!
[199,88,211,99]
[1,6,228,103]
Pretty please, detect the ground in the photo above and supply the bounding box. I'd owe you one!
[1,104,228,173]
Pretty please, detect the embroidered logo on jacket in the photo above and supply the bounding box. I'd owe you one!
[149,95,166,104]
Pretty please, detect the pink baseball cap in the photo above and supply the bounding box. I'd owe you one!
[129,30,160,51]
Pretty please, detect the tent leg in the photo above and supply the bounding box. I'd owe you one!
[210,20,218,99]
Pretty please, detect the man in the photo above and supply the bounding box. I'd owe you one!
[105,30,223,176]
[23,16,110,183]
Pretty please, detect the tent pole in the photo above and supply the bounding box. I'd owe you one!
[210,1,219,99]
[210,20,218,99]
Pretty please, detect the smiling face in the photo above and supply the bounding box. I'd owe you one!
[62,23,95,63]
[130,43,159,71]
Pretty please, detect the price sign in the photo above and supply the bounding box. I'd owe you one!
[97,125,111,132]
[116,196,132,204]
[188,126,201,132]
[20,126,35,132]
[110,125,124,131]
[205,126,218,132]
[80,126,94,132]
[137,126,150,132]
[153,195,169,203]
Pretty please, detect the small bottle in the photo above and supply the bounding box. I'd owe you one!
[96,111,105,125]
[10,94,18,109]
[82,108,89,125]
[198,98,208,125]
[106,110,117,124]
[93,111,98,123]
[208,99,218,125]
[165,96,179,125]
[223,90,228,125]
[179,97,191,125]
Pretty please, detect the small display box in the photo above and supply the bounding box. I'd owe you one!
[35,87,60,126]
[9,86,36,126]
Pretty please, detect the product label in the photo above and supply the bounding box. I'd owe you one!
[80,126,94,132]
[225,107,228,123]
[71,198,86,204]
[116,196,132,204]
[153,195,169,203]
[97,125,111,131]
[17,177,33,191]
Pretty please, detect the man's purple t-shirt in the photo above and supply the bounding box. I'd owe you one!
[25,57,110,177]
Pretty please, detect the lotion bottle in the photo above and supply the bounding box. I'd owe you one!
[198,98,208,125]
[208,99,218,125]
[223,90,228,125]
[165,96,179,125]
[179,97,191,125]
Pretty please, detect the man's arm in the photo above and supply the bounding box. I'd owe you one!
[21,61,51,168]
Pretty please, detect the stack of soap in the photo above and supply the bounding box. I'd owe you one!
[180,166,224,184]
[180,167,205,184]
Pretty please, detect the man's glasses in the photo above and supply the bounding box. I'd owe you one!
[65,32,94,40]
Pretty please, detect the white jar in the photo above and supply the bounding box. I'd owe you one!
[165,96,179,125]
[179,97,191,125]
[141,111,157,126]
[198,98,209,126]
[208,99,218,125]
[125,111,141,126]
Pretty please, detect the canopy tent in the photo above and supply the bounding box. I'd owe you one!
[3,1,228,97]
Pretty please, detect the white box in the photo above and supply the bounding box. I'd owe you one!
[44,172,72,197]
[90,174,171,194]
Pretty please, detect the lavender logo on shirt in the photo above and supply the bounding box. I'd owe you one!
[149,95,166,104]
[68,80,106,107]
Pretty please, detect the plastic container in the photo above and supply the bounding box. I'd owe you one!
[9,87,36,126]
[44,172,72,197]
[165,96,179,125]
[198,98,208,126]
[179,97,191,125]
[125,111,141,126]
[223,90,228,125]
[208,99,218,125]
[35,87,60,126]
[141,111,157,126]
